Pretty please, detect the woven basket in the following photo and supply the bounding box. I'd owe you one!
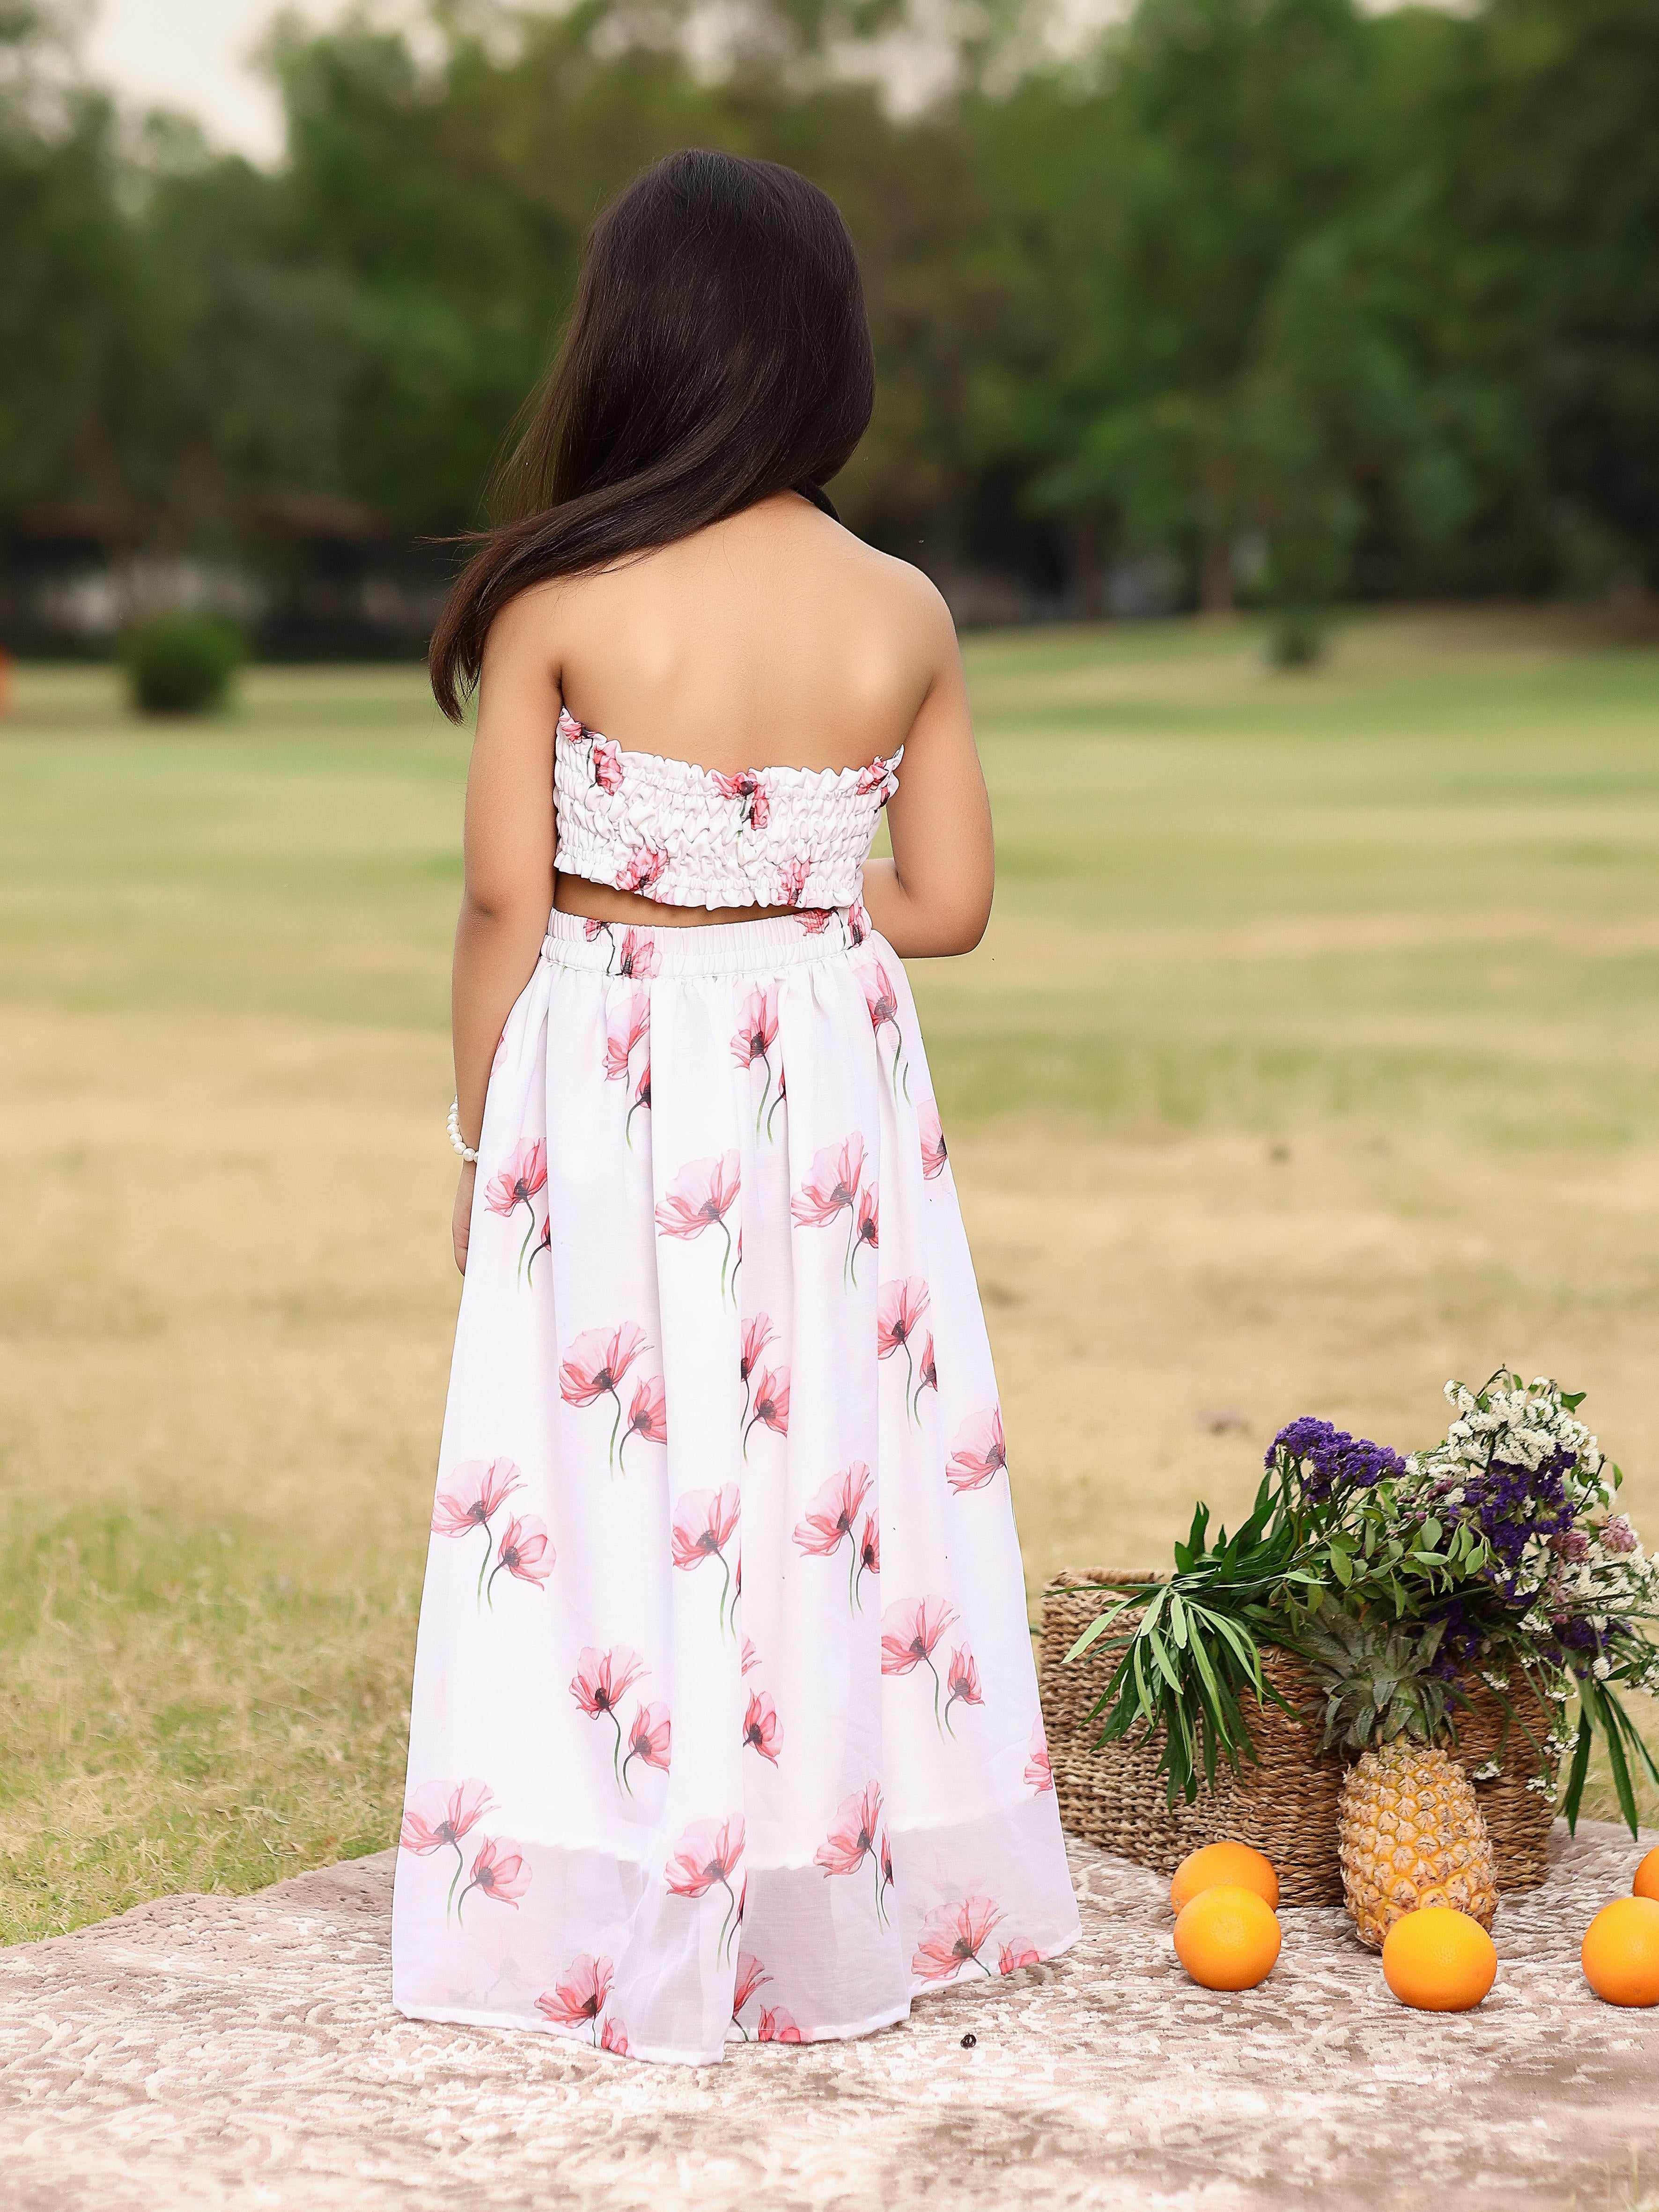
[1039,1570,1558,1906]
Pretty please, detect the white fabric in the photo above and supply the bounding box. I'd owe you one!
[552,707,902,912]
[393,906,1080,2064]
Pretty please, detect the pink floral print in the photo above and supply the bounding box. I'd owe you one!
[918,1098,948,1180]
[742,1688,782,1764]
[618,847,668,896]
[627,1054,651,1145]
[731,1952,771,2039]
[943,1645,982,1735]
[571,1646,647,1786]
[485,1137,548,1283]
[791,1134,875,1285]
[615,927,659,981]
[757,2006,802,2042]
[664,1814,746,1961]
[731,983,782,1136]
[621,1700,671,1790]
[814,1780,892,1924]
[855,1512,880,1607]
[742,1364,790,1459]
[738,1314,776,1431]
[591,737,624,795]
[855,754,896,798]
[914,1333,938,1410]
[776,855,811,908]
[712,767,771,831]
[1025,1714,1054,1793]
[999,1940,1042,1974]
[655,1151,741,1304]
[537,1953,617,2045]
[400,1777,493,1919]
[877,1277,931,1424]
[670,1484,742,1635]
[863,959,910,1100]
[604,991,650,1083]
[560,1322,650,1471]
[851,1184,878,1283]
[618,1374,667,1473]
[797,907,834,935]
[912,1895,1004,1983]
[947,1405,1007,1493]
[792,1461,874,1613]
[600,2017,631,2054]
[741,1636,762,1676]
[881,1595,959,1733]
[431,1458,524,1608]
[487,1515,553,1605]
[456,1833,530,1923]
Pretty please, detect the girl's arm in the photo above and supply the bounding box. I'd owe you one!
[450,596,560,1272]
[857,585,994,958]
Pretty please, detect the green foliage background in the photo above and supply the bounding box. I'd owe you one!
[3,0,1657,613]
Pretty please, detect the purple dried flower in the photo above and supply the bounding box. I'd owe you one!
[1268,1417,1407,1506]
[1602,1515,1638,1556]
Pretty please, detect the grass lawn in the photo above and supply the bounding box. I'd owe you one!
[2,605,1656,1942]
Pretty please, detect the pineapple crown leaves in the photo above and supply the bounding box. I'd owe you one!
[1292,1607,1463,1755]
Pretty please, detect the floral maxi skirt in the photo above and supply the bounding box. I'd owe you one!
[392,907,1080,2063]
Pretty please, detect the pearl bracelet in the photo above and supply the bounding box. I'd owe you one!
[447,1099,480,1164]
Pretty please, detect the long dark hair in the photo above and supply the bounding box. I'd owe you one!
[428,149,875,721]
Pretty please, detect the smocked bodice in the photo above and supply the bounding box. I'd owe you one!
[553,706,901,912]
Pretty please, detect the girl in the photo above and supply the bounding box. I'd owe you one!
[393,149,1078,2065]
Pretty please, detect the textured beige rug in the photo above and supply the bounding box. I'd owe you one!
[1,1824,1655,2212]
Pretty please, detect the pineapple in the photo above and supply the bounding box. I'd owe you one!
[1298,1611,1498,1951]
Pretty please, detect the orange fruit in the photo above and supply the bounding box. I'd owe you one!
[1633,1848,1659,1902]
[1381,1907,1497,2011]
[1582,1896,1659,2007]
[1172,1883,1282,1991]
[1169,1840,1280,1915]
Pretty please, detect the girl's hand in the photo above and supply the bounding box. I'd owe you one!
[453,1161,478,1275]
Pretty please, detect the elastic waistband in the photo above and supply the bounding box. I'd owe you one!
[541,906,857,978]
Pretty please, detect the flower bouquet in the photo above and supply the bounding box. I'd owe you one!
[1048,1374,1659,1935]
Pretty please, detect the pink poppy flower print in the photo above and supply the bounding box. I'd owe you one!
[791,1133,871,1285]
[592,737,624,794]
[757,2006,803,2043]
[431,1457,524,1607]
[947,1405,1008,1494]
[877,1277,931,1425]
[914,1334,938,1415]
[617,847,667,897]
[537,1952,615,2045]
[731,1952,771,2038]
[918,1097,948,1180]
[571,1645,648,1786]
[731,983,782,1136]
[455,1833,530,1923]
[913,1895,1004,1983]
[845,898,870,947]
[485,1137,547,1284]
[712,767,771,831]
[655,1151,741,1304]
[1025,1714,1054,1794]
[556,706,585,742]
[620,1700,671,1792]
[664,1814,745,1961]
[485,1514,553,1607]
[814,1780,890,1924]
[599,2016,630,2055]
[671,1484,741,1634]
[401,1777,494,1919]
[863,958,909,1099]
[776,855,810,908]
[627,1055,651,1146]
[881,1595,959,1733]
[793,1461,874,1612]
[583,914,609,944]
[604,991,650,1083]
[741,1635,762,1676]
[742,1688,782,1764]
[797,906,834,935]
[738,1313,776,1430]
[742,1364,790,1460]
[617,1373,667,1475]
[560,1322,650,1471]
[615,927,660,980]
[855,754,896,799]
[850,1183,878,1284]
[999,1941,1042,1975]
[855,1513,880,1608]
[943,1644,983,1736]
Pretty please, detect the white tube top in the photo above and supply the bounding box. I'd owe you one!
[553,706,902,912]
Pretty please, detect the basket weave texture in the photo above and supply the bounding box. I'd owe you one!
[1039,1570,1558,1907]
